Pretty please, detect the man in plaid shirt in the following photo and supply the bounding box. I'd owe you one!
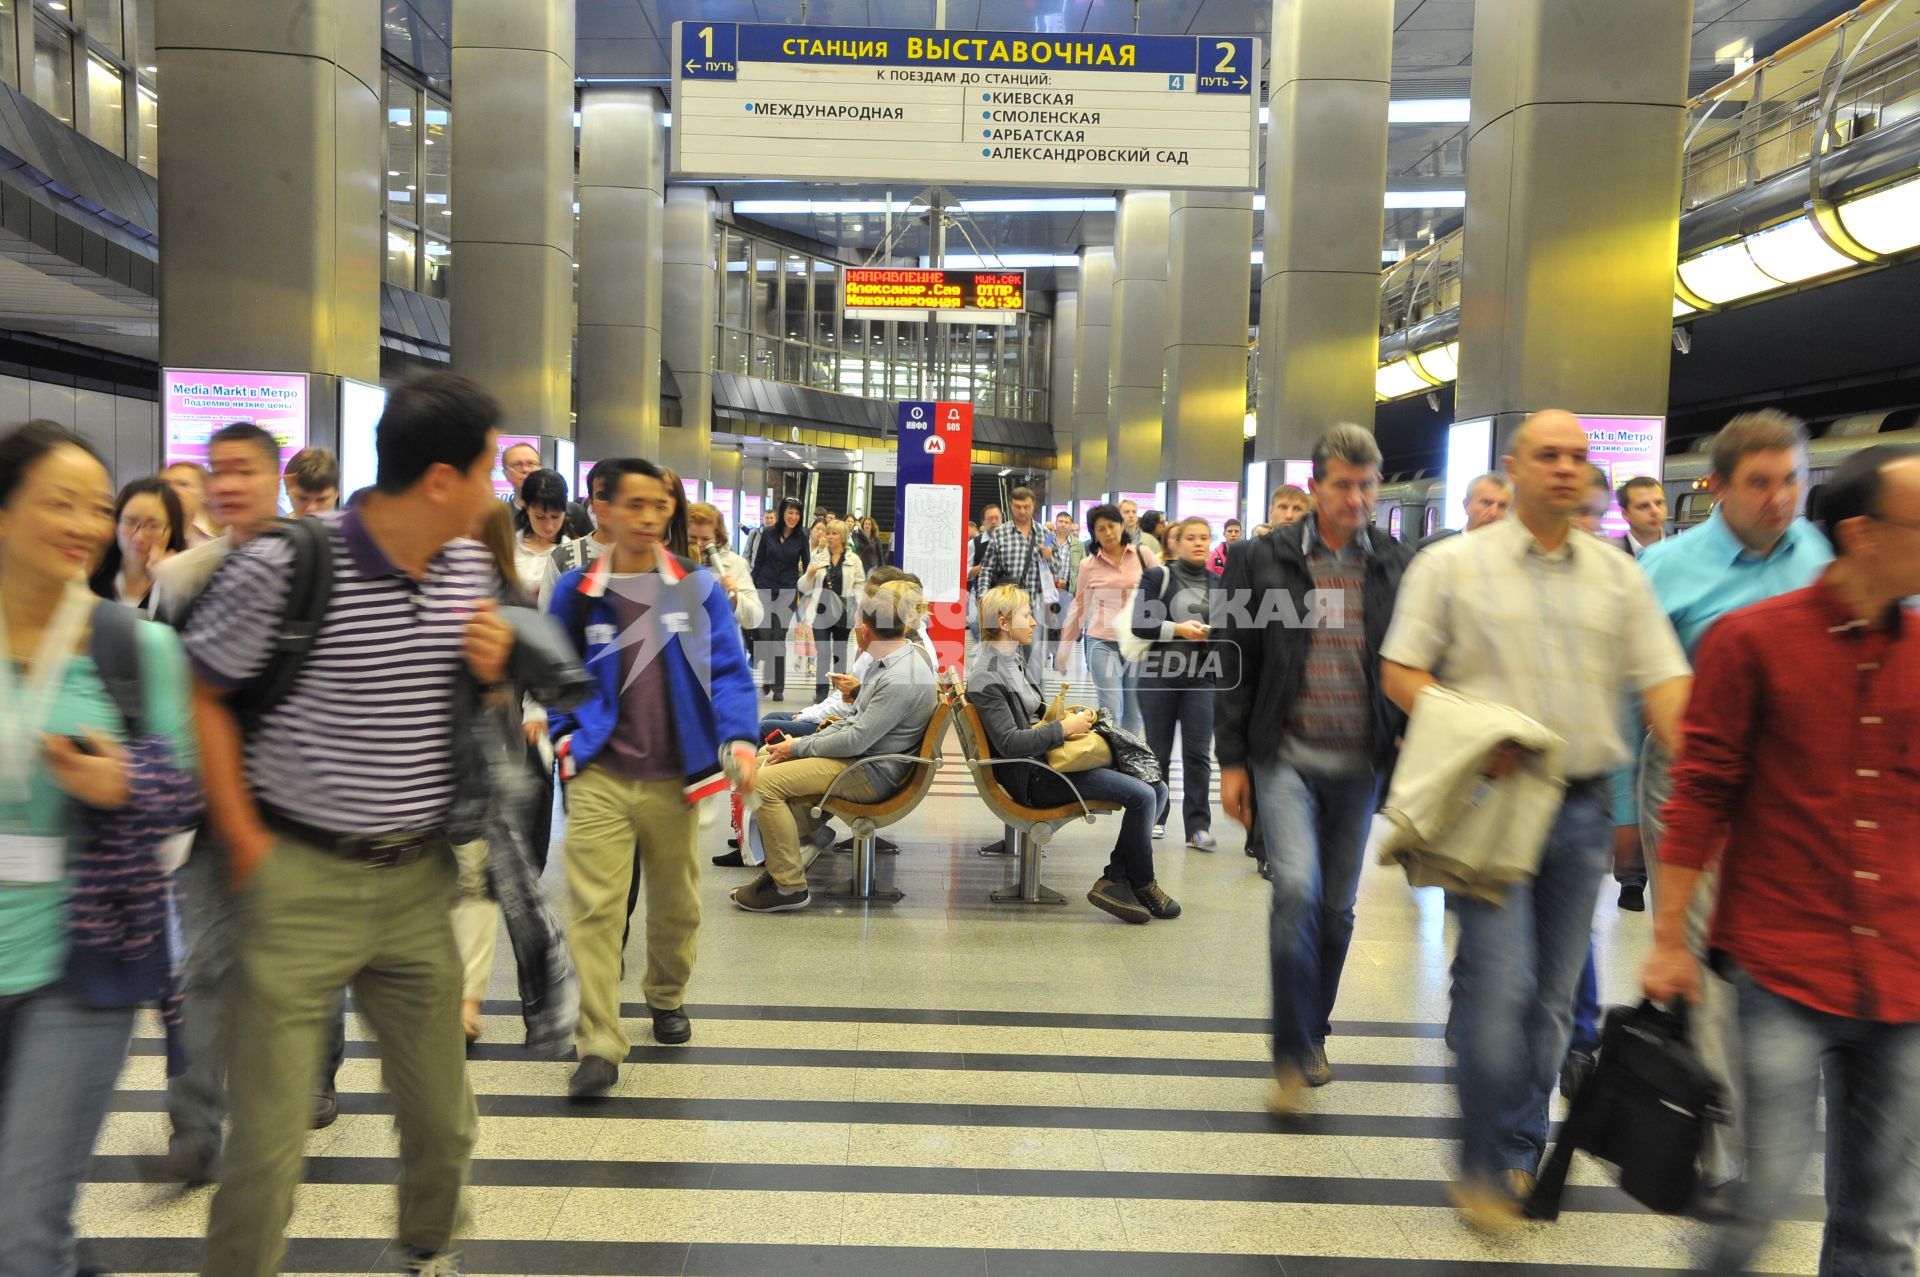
[972,486,1052,684]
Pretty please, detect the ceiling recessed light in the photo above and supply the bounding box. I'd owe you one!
[143,65,157,74]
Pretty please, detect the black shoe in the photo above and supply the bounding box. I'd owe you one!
[568,1055,618,1099]
[711,849,746,867]
[1256,859,1273,882]
[1618,882,1646,912]
[977,839,1009,857]
[163,1133,219,1186]
[1559,1048,1597,1101]
[727,837,741,849]
[652,1007,693,1045]
[1087,877,1151,924]
[310,1089,338,1130]
[1135,880,1182,920]
[772,691,785,703]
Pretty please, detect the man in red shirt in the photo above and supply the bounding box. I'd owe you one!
[1643,445,1920,1276]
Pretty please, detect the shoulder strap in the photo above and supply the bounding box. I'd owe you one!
[565,580,595,658]
[87,599,146,735]
[233,517,335,730]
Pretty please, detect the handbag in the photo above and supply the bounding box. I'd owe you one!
[1114,551,1167,664]
[1035,686,1111,772]
[1528,999,1728,1220]
[1092,708,1162,784]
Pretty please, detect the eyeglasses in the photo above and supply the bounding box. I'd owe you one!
[119,517,167,537]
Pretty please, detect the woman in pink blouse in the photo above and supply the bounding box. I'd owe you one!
[1054,502,1158,734]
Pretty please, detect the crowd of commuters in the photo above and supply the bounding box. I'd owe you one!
[0,377,1911,1276]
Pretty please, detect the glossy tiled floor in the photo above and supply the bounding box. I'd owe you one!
[81,671,1831,1275]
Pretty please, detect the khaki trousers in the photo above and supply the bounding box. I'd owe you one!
[449,839,498,1004]
[202,836,475,1276]
[563,766,700,1064]
[752,755,880,891]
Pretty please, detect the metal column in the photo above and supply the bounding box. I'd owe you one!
[661,185,719,481]
[1256,0,1392,465]
[577,86,667,463]
[1071,247,1114,507]
[157,0,381,444]
[1164,191,1256,495]
[1106,190,1170,499]
[1455,0,1692,451]
[1048,292,1079,505]
[450,0,576,439]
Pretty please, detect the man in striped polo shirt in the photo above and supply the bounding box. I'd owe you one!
[184,374,514,1277]
[1214,424,1414,1112]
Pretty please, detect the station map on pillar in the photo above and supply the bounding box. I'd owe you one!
[671,24,1259,189]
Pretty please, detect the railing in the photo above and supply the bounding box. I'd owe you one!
[1374,0,1920,335]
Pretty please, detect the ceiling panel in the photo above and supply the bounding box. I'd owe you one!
[578,0,649,39]
[1397,0,1474,31]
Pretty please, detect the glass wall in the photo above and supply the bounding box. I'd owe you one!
[383,68,452,298]
[714,223,1051,420]
[15,0,148,165]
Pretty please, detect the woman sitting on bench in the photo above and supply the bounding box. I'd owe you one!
[972,586,1178,925]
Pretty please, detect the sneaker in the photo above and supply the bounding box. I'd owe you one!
[1151,824,1166,840]
[1186,829,1217,852]
[1267,1062,1309,1116]
[651,1006,693,1045]
[163,1132,219,1186]
[1086,877,1151,924]
[310,1089,339,1130]
[1618,882,1646,912]
[1135,880,1182,920]
[1303,1042,1332,1087]
[402,1248,463,1275]
[568,1055,618,1099]
[731,871,811,913]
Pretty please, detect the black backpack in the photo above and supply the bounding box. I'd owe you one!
[88,599,150,735]
[1529,1000,1730,1219]
[169,518,336,729]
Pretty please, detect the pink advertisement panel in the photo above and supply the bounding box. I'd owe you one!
[162,370,308,470]
[1281,459,1314,490]
[1579,416,1665,539]
[1175,480,1240,540]
[492,435,542,501]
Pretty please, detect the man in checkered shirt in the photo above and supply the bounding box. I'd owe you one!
[971,486,1052,684]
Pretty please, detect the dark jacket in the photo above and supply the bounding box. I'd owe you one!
[1213,518,1413,773]
[750,525,809,596]
[967,642,1087,808]
[1127,563,1220,685]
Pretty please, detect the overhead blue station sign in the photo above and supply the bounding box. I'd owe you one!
[671,22,1261,190]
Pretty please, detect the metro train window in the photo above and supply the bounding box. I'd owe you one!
[1423,506,1438,537]
[1677,491,1719,525]
[1388,506,1403,537]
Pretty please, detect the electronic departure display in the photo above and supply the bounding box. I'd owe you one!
[844,268,1027,320]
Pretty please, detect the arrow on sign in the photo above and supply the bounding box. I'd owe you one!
[1236,74,1249,89]
[686,58,698,73]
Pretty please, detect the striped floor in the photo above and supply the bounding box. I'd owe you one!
[80,673,1831,1274]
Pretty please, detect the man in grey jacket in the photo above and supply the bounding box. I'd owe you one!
[732,580,936,913]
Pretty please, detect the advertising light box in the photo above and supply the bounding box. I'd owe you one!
[1579,415,1665,539]
[1281,459,1314,491]
[844,268,1025,320]
[1175,480,1238,540]
[1443,418,1494,532]
[554,439,577,500]
[492,435,542,501]
[163,370,308,471]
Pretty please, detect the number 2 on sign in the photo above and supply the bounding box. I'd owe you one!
[698,25,714,57]
[1214,41,1237,73]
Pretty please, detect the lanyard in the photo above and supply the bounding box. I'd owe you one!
[0,581,96,800]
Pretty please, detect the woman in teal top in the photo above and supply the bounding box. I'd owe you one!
[0,421,198,1277]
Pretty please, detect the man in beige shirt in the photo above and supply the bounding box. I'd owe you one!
[1380,409,1692,1231]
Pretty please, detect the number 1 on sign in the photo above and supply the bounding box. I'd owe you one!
[698,25,714,57]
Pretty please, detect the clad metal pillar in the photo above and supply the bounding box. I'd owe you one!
[450,0,576,438]
[1164,191,1255,494]
[1048,292,1078,505]
[1070,247,1114,506]
[1257,0,1392,464]
[661,185,719,480]
[1106,190,1170,499]
[577,87,667,463]
[157,0,381,442]
[1455,0,1691,450]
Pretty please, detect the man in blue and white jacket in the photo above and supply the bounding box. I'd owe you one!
[546,457,760,1099]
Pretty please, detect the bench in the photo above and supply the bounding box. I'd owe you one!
[941,680,1122,906]
[806,702,950,903]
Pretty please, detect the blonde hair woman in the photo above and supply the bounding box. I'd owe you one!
[974,586,1177,925]
[798,517,866,704]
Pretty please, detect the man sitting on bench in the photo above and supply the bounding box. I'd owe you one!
[732,580,938,914]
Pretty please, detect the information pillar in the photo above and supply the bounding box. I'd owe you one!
[894,399,975,676]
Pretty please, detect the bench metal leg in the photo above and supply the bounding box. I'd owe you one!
[989,827,1065,906]
[820,827,904,903]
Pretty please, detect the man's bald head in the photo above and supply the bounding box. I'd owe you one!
[1503,409,1590,520]
[1506,409,1582,463]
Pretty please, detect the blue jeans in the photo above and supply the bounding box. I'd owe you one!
[0,982,138,1277]
[1137,673,1214,837]
[1062,765,1168,889]
[1251,758,1380,1070]
[1451,782,1610,1180]
[1705,970,1920,1276]
[1086,638,1143,737]
[1571,944,1601,1056]
[757,711,822,742]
